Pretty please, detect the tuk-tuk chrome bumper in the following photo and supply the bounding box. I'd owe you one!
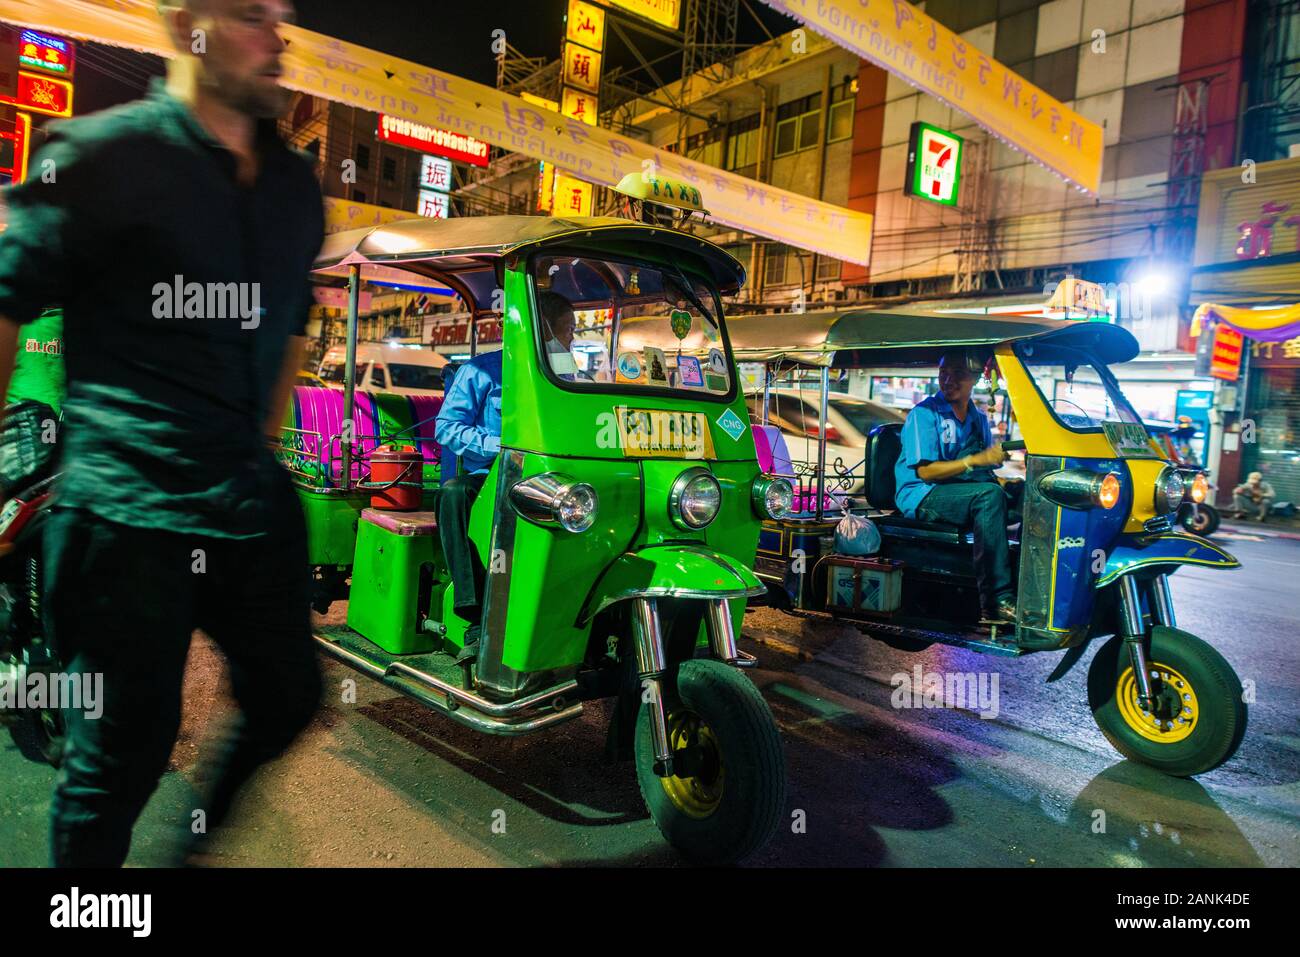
[578,544,765,625]
[1096,532,1240,588]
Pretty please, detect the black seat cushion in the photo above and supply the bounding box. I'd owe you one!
[872,512,967,544]
[866,422,903,511]
[866,421,967,538]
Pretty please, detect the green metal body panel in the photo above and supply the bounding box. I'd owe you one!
[347,516,445,654]
[296,485,439,566]
[297,488,368,566]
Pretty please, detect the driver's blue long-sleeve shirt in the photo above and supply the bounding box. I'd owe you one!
[435,350,503,476]
[894,393,995,518]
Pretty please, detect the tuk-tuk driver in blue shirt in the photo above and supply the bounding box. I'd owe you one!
[435,348,503,662]
[894,350,1015,623]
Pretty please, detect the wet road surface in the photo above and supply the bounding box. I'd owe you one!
[1,532,1295,867]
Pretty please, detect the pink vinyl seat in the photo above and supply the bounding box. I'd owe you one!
[284,386,443,487]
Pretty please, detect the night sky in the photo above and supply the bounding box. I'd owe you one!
[71,0,797,116]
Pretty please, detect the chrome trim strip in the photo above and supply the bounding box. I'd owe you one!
[312,633,582,736]
[582,583,766,624]
[477,450,532,699]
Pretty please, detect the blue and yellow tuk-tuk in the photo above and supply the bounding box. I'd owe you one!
[729,309,1246,776]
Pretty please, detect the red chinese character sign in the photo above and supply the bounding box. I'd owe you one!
[563,43,601,94]
[1235,201,1300,260]
[378,114,489,167]
[18,29,74,77]
[417,190,450,219]
[566,1,605,51]
[562,88,598,126]
[1210,325,1244,382]
[553,172,592,216]
[419,154,452,192]
[16,70,72,117]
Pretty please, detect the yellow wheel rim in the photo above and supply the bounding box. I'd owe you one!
[659,711,725,819]
[1117,660,1199,744]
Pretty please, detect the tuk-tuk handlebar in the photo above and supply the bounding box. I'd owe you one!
[1002,440,1026,452]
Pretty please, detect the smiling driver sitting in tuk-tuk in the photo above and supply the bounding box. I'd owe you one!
[895,349,1016,623]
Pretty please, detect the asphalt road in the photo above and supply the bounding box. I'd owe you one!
[1,531,1296,867]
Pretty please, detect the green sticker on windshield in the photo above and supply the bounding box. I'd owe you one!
[670,309,693,340]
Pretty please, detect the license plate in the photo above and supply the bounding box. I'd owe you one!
[615,407,716,460]
[1103,422,1160,459]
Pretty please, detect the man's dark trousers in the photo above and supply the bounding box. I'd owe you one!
[438,473,488,624]
[43,480,322,867]
[915,480,1014,610]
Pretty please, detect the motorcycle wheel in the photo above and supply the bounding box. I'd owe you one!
[635,659,786,865]
[1180,504,1220,537]
[8,707,64,767]
[1087,628,1246,777]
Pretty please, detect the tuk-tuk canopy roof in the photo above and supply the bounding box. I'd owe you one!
[314,215,747,301]
[725,308,1140,367]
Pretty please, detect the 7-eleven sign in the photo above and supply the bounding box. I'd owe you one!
[905,122,963,207]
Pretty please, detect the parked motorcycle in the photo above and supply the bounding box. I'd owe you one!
[0,400,63,765]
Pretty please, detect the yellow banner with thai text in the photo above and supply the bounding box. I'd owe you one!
[761,0,1103,194]
[0,0,874,264]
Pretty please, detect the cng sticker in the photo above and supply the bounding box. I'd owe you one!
[905,122,963,207]
[716,407,747,442]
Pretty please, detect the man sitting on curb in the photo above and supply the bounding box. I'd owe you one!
[1231,472,1275,522]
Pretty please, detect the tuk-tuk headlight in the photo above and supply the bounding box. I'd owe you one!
[752,474,794,520]
[1188,472,1209,504]
[1155,466,1184,514]
[510,473,598,533]
[670,468,721,530]
[1038,468,1122,510]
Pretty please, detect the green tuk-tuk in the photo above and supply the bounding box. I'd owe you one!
[279,195,791,863]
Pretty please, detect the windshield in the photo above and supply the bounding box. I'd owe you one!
[1014,342,1142,432]
[826,396,904,438]
[318,359,350,384]
[388,363,442,391]
[530,254,732,397]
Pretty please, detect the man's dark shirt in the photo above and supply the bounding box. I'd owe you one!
[0,80,324,537]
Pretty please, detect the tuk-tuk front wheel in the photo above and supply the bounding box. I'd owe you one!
[635,659,786,865]
[1087,628,1246,777]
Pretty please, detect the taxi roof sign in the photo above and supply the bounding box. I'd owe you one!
[613,172,709,216]
[1046,276,1109,318]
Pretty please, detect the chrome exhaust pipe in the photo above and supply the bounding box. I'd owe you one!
[631,597,673,777]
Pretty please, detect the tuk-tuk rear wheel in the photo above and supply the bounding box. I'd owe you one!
[635,659,786,865]
[1087,629,1246,777]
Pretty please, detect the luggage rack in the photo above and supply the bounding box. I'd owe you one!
[276,417,442,491]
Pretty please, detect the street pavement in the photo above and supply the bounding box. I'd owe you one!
[1,533,1295,867]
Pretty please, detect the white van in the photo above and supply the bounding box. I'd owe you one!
[318,343,448,396]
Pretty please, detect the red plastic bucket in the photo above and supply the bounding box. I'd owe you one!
[369,445,423,511]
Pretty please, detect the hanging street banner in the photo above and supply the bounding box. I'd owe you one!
[760,0,1104,194]
[322,196,411,236]
[0,0,874,265]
